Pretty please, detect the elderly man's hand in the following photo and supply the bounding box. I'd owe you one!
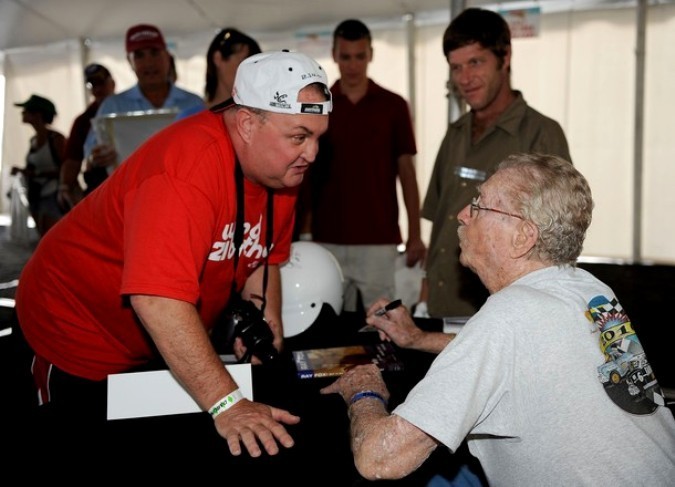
[319,363,390,406]
[365,298,424,349]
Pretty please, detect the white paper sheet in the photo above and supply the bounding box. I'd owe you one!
[107,363,252,420]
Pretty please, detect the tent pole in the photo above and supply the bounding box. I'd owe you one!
[79,37,90,107]
[633,0,646,263]
[404,12,416,126]
[448,0,466,124]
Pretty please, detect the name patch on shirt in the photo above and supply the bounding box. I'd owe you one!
[455,166,487,181]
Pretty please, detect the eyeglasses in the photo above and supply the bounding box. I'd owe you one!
[469,197,524,220]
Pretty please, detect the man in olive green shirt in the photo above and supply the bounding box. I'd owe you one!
[420,8,571,318]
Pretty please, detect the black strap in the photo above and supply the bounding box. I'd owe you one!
[229,163,245,295]
[230,161,274,314]
[47,130,62,167]
[260,185,274,314]
[210,97,235,113]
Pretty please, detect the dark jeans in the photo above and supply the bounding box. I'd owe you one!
[9,317,105,455]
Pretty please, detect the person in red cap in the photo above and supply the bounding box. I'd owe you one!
[82,23,203,191]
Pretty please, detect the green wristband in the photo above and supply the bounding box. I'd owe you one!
[208,389,244,418]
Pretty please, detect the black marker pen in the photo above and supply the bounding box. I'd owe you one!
[374,299,402,317]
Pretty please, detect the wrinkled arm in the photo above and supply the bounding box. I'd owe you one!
[320,364,438,480]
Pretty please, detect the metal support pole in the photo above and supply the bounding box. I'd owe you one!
[448,0,466,124]
[404,13,416,125]
[633,0,647,262]
[79,37,90,107]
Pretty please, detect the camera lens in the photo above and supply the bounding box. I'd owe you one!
[228,299,280,364]
[239,320,279,363]
[251,340,279,363]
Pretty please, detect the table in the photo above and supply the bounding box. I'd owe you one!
[103,311,454,484]
[6,307,468,484]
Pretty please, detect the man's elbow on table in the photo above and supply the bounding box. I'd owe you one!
[353,415,438,480]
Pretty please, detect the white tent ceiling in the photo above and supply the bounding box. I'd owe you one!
[0,0,451,51]
[0,0,651,52]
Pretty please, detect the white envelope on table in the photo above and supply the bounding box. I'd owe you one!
[107,363,252,420]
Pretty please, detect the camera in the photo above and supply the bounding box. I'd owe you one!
[228,297,279,364]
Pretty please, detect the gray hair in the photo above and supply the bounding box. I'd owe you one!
[496,153,594,265]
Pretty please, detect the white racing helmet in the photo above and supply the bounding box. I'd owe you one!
[280,241,344,337]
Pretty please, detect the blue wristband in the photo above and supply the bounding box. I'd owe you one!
[349,391,387,408]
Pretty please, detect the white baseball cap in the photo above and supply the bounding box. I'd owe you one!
[232,50,332,115]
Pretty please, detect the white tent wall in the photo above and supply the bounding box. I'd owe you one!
[414,22,451,250]
[560,4,675,263]
[1,40,85,206]
[565,9,636,260]
[642,5,675,262]
[1,4,674,264]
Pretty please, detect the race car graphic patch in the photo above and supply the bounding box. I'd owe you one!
[587,295,664,414]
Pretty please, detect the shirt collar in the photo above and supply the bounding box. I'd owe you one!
[452,91,527,137]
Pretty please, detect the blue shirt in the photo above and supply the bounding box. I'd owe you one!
[84,83,205,157]
[175,104,206,120]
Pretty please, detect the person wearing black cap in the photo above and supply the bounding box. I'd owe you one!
[82,24,203,186]
[57,63,116,208]
[15,51,331,461]
[12,94,66,237]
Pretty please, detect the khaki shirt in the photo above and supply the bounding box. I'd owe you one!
[422,92,571,317]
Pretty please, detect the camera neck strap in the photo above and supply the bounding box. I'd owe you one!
[231,161,274,314]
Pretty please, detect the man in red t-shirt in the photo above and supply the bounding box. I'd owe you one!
[16,51,331,458]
